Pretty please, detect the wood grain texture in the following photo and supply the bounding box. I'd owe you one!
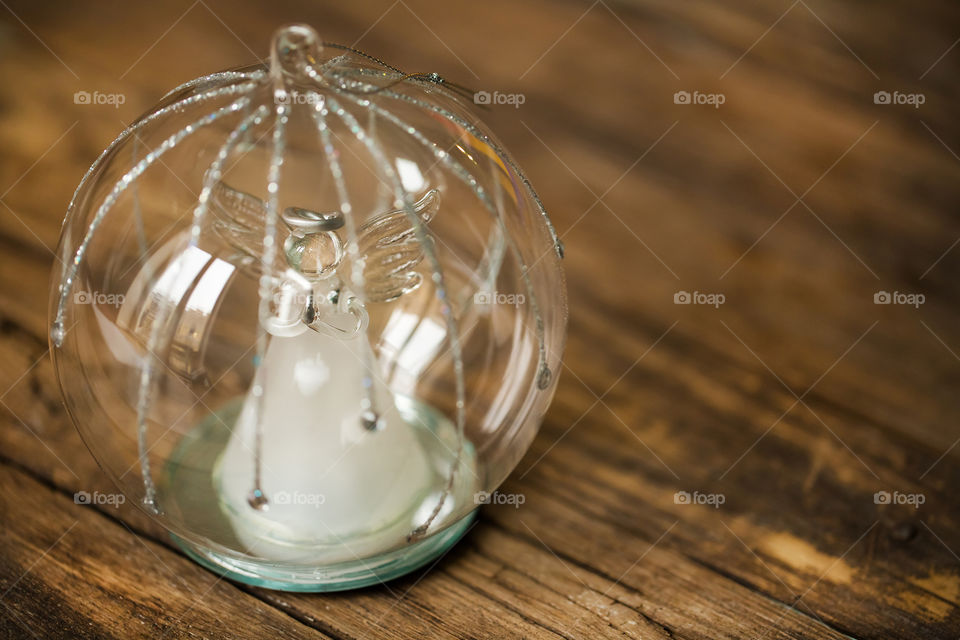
[0,0,959,638]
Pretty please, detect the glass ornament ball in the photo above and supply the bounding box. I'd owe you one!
[49,24,566,591]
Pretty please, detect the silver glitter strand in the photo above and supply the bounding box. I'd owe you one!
[337,92,552,393]
[248,101,290,510]
[133,104,270,513]
[311,98,382,433]
[67,95,253,513]
[331,69,563,260]
[189,105,270,247]
[52,82,259,345]
[326,96,467,541]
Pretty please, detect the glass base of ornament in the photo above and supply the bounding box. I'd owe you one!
[158,394,478,592]
[170,510,476,592]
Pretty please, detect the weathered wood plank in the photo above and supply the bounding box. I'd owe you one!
[0,462,327,640]
[0,0,959,637]
[4,198,958,637]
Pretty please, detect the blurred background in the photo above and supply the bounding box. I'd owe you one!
[0,0,959,638]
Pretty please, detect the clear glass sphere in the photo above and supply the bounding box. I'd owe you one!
[50,24,566,591]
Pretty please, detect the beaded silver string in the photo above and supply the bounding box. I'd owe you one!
[247,101,289,511]
[133,103,269,512]
[336,91,552,391]
[312,100,384,435]
[54,93,254,511]
[52,81,260,346]
[325,95,467,540]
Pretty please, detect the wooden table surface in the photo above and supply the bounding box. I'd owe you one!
[1,0,959,638]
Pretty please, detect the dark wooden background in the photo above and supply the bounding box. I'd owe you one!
[1,0,959,638]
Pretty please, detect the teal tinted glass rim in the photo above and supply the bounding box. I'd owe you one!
[171,509,476,592]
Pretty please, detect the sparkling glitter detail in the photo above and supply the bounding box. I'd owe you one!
[312,98,383,437]
[53,82,259,344]
[133,103,268,514]
[327,96,467,541]
[189,105,270,247]
[55,41,562,538]
[330,69,562,261]
[58,94,255,513]
[248,101,290,509]
[338,92,551,393]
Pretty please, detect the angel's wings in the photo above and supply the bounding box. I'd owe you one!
[344,188,439,302]
[209,181,439,302]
